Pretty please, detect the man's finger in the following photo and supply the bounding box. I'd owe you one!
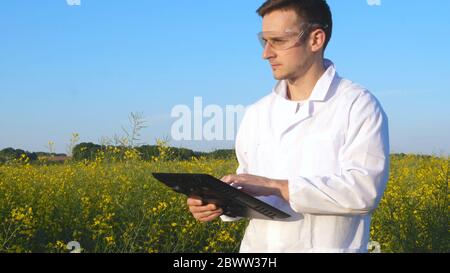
[199,212,222,222]
[198,209,223,222]
[187,197,202,206]
[235,175,248,183]
[196,209,221,219]
[189,204,217,213]
[221,174,235,183]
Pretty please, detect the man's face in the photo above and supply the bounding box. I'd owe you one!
[261,9,314,80]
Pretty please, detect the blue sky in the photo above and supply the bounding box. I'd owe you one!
[1,0,449,155]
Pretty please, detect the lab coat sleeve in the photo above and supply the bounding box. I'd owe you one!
[235,105,252,175]
[288,91,390,215]
[220,106,253,222]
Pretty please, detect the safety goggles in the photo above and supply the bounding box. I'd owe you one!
[257,23,328,50]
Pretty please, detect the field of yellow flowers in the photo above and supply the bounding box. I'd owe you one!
[0,149,448,253]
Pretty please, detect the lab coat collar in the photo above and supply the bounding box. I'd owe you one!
[271,59,339,140]
[273,59,337,103]
[309,59,337,102]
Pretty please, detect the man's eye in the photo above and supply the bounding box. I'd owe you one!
[271,39,287,45]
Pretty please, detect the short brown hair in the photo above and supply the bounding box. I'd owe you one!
[257,0,333,50]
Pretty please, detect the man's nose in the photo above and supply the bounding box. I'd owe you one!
[262,43,276,60]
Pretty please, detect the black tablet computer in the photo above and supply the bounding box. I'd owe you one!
[152,172,291,220]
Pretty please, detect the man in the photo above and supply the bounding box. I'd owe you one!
[187,0,390,253]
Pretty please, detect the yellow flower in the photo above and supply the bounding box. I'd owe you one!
[105,236,114,245]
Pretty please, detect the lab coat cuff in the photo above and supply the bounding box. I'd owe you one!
[287,176,306,213]
[220,214,242,222]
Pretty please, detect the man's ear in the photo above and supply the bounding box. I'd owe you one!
[309,29,326,53]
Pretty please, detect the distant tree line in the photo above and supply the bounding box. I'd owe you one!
[0,144,237,164]
[71,142,236,161]
[0,148,67,163]
[0,148,38,163]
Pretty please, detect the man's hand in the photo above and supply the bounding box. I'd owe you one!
[221,174,290,201]
[187,174,289,222]
[187,196,223,222]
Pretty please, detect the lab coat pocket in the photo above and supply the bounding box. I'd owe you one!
[300,134,340,176]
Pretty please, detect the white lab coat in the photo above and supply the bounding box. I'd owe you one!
[221,59,390,253]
